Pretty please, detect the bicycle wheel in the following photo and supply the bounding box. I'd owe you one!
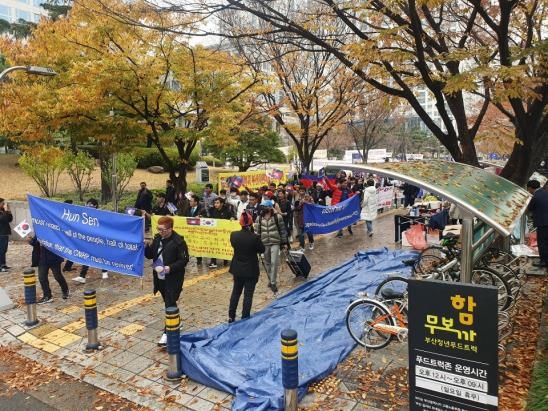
[479,261,521,300]
[471,267,512,311]
[345,299,394,349]
[480,247,515,266]
[375,277,410,328]
[375,276,410,298]
[413,254,446,279]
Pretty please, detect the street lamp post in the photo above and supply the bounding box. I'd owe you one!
[0,64,57,312]
[0,65,57,81]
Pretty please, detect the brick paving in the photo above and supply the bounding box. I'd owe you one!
[0,209,425,410]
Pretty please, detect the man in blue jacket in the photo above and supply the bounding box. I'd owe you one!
[527,180,548,268]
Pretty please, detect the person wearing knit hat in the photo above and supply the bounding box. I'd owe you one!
[228,211,265,323]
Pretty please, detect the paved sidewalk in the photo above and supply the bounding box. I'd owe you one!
[0,209,427,410]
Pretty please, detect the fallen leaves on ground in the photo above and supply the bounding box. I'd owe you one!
[498,276,547,410]
[0,347,150,410]
[0,345,67,394]
[92,390,150,410]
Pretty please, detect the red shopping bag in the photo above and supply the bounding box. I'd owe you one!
[528,231,538,248]
[404,223,427,250]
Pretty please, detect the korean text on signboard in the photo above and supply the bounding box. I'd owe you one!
[408,279,498,410]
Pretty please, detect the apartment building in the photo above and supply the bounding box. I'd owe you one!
[0,0,46,24]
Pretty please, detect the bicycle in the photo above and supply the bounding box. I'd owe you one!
[345,276,409,349]
[410,237,520,311]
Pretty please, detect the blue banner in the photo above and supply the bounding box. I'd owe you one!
[303,195,361,234]
[27,195,144,277]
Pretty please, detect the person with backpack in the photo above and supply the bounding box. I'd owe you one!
[145,216,189,347]
[254,200,288,294]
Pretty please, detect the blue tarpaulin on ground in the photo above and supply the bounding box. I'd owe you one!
[180,248,417,410]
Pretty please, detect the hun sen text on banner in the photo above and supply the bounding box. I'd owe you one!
[303,195,361,235]
[152,215,240,260]
[27,195,144,277]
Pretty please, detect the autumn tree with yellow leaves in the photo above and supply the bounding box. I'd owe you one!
[219,6,364,172]
[143,0,546,185]
[0,0,261,207]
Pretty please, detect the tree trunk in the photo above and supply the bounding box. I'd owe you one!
[170,164,189,216]
[501,124,548,186]
[99,155,113,204]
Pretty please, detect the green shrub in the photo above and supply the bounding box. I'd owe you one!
[19,145,67,197]
[133,147,199,170]
[65,150,95,201]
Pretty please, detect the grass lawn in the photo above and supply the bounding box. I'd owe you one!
[0,153,229,201]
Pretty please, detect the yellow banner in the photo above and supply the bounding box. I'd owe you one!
[218,170,287,193]
[151,216,240,260]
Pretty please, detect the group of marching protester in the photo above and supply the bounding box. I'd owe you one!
[0,171,388,340]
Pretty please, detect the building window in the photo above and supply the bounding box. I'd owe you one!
[17,0,31,4]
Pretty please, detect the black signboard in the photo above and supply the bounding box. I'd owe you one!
[408,279,498,410]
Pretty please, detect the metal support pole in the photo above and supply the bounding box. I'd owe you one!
[164,306,182,381]
[460,216,474,283]
[112,152,118,212]
[519,213,527,245]
[281,329,298,411]
[83,289,102,352]
[23,268,39,327]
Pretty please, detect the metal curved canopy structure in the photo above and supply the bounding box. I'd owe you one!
[327,160,531,237]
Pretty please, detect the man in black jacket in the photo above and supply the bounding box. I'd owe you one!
[29,236,69,303]
[186,194,206,218]
[0,198,13,272]
[207,197,234,268]
[135,181,153,213]
[165,180,176,205]
[228,211,265,323]
[145,216,189,346]
[527,180,548,268]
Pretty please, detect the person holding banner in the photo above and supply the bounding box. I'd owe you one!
[29,236,70,303]
[361,179,378,237]
[186,194,206,265]
[228,211,265,323]
[145,216,189,346]
[207,197,235,268]
[255,200,288,294]
[323,177,355,237]
[294,193,315,251]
